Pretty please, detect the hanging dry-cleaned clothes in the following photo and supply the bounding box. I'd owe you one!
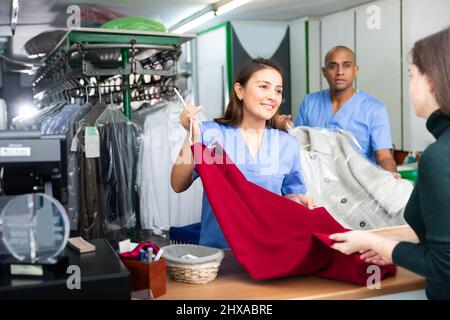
[192,142,396,285]
[77,102,107,239]
[40,103,80,135]
[65,103,90,230]
[95,104,138,236]
[137,101,203,233]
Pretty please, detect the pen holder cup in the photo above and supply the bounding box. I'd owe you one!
[121,258,167,298]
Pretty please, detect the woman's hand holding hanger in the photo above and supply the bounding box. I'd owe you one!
[180,105,202,143]
[172,104,203,193]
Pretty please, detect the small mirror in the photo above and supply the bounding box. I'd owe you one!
[0,193,69,264]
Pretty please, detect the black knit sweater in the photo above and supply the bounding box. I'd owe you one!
[392,110,450,300]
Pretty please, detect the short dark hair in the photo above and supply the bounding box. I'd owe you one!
[411,27,450,116]
[324,46,356,66]
[215,58,284,128]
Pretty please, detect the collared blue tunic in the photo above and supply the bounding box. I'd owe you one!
[294,89,393,162]
[194,120,307,248]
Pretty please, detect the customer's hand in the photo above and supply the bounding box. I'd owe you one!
[359,249,390,266]
[274,114,294,132]
[329,231,376,256]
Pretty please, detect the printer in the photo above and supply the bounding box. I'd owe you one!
[0,130,67,210]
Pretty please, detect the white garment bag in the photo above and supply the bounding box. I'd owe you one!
[138,101,204,232]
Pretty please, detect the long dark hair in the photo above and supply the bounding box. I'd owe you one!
[411,27,450,116]
[215,58,284,128]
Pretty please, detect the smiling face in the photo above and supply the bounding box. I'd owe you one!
[234,68,283,122]
[322,48,358,92]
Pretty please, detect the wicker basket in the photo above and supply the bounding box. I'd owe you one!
[161,244,224,284]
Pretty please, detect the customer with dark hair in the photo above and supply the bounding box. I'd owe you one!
[171,58,316,248]
[329,27,450,300]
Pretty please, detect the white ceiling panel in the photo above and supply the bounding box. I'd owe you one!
[0,0,372,59]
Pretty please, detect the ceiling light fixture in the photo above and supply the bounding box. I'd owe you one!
[170,0,253,34]
[171,11,215,34]
[215,0,252,16]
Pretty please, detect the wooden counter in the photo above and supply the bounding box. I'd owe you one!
[157,225,426,300]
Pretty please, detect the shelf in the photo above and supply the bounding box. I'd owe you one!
[34,27,194,119]
[42,27,196,62]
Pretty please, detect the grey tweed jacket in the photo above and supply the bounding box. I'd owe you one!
[289,126,412,230]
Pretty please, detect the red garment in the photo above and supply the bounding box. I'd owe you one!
[192,143,396,285]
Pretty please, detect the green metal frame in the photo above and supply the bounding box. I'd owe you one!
[225,22,233,95]
[197,21,229,36]
[68,31,180,46]
[42,27,195,119]
[121,48,131,120]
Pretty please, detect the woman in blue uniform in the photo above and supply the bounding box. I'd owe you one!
[171,58,316,249]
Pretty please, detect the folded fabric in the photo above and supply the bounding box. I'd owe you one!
[192,142,396,285]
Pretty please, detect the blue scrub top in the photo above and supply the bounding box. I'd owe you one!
[194,120,307,249]
[294,89,393,162]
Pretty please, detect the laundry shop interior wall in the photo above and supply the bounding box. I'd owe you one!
[231,21,291,115]
[289,0,450,151]
[195,20,291,119]
[195,23,229,119]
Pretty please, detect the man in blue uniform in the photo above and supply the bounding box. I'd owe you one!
[277,46,398,175]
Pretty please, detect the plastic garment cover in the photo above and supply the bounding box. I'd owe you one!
[77,103,107,239]
[131,101,167,128]
[137,101,204,233]
[289,126,413,230]
[192,142,396,284]
[95,104,140,235]
[40,104,81,135]
[40,117,52,134]
[66,103,91,230]
[38,101,89,229]
[24,30,66,56]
